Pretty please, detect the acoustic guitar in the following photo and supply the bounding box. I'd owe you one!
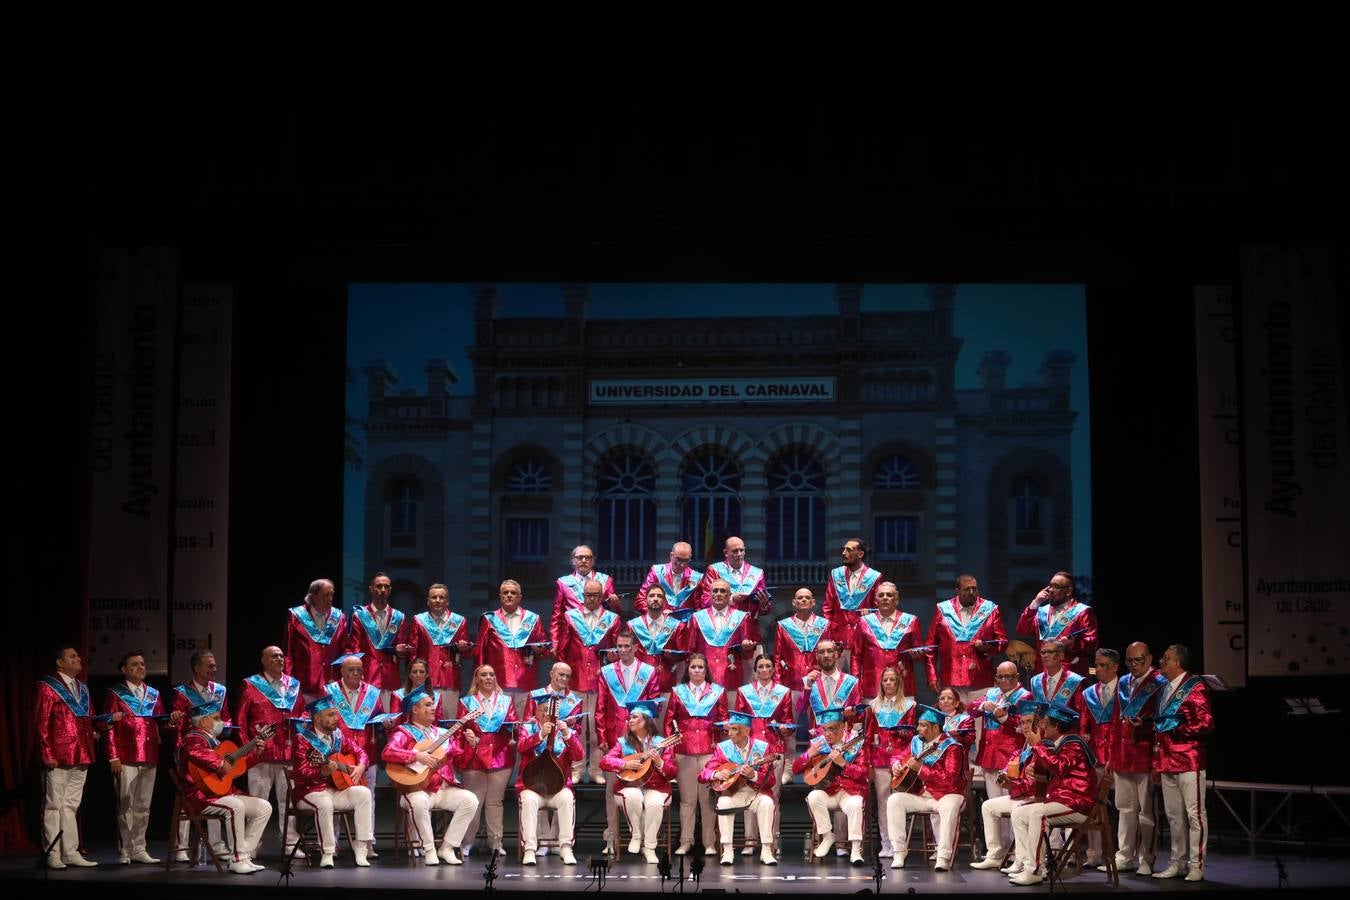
[711,751,783,793]
[307,747,361,790]
[890,736,943,793]
[385,708,483,789]
[616,732,683,785]
[802,730,866,787]
[189,723,276,796]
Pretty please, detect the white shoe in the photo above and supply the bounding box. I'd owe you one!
[721,848,735,865]
[674,844,691,856]
[704,846,717,855]
[424,850,440,866]
[878,847,894,859]
[560,847,577,865]
[174,851,189,863]
[1083,855,1105,868]
[130,851,160,864]
[1006,860,1025,876]
[442,846,463,865]
[522,850,537,866]
[935,860,951,872]
[367,843,379,858]
[46,855,66,870]
[593,774,605,785]
[353,845,370,867]
[741,843,755,855]
[496,846,507,857]
[537,846,549,857]
[628,838,642,854]
[1185,868,1205,882]
[836,846,848,857]
[213,843,231,860]
[781,772,793,784]
[1010,869,1044,885]
[247,860,266,872]
[461,844,473,858]
[761,847,778,865]
[813,833,835,858]
[644,848,659,864]
[118,857,130,864]
[851,845,866,865]
[1153,864,1183,879]
[1135,861,1153,876]
[971,855,1005,869]
[891,855,905,869]
[63,855,98,867]
[229,860,258,875]
[319,853,334,868]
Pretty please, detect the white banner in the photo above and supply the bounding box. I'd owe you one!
[1240,245,1350,677]
[1194,286,1246,686]
[171,285,233,683]
[588,377,835,405]
[86,248,177,676]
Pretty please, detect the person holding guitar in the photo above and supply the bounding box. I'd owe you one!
[600,699,679,863]
[176,703,272,874]
[667,653,726,856]
[970,699,1044,871]
[886,704,969,871]
[793,708,869,864]
[516,690,584,865]
[292,697,372,867]
[734,654,794,857]
[699,710,779,866]
[382,693,481,865]
[864,665,916,859]
[235,645,304,854]
[171,649,231,862]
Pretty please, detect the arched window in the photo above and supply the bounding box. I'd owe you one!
[596,451,657,562]
[872,453,920,489]
[506,457,553,493]
[765,448,826,561]
[1012,476,1044,544]
[389,479,421,548]
[680,448,742,560]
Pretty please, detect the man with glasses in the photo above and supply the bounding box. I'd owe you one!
[1017,571,1098,675]
[973,660,1032,859]
[550,545,621,648]
[637,541,705,613]
[1112,642,1168,876]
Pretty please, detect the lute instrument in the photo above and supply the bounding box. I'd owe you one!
[712,751,783,793]
[385,708,483,789]
[189,723,276,796]
[519,695,568,797]
[616,731,682,785]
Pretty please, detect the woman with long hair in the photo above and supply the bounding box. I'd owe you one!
[666,653,726,855]
[936,685,977,754]
[390,657,444,722]
[456,663,517,857]
[601,699,678,863]
[865,665,917,857]
[734,653,794,855]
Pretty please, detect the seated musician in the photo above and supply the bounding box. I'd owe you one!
[793,706,869,865]
[176,704,272,874]
[600,698,677,863]
[1008,704,1099,886]
[886,704,969,871]
[292,697,373,867]
[516,689,584,865]
[381,693,481,865]
[699,710,778,866]
[970,699,1043,871]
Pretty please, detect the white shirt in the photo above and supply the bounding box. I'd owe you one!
[59,672,79,694]
[1161,672,1187,710]
[125,680,146,700]
[621,661,639,686]
[1098,677,1118,709]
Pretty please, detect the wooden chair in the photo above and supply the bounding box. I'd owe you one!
[605,787,673,861]
[1044,778,1119,887]
[516,790,565,860]
[163,769,224,873]
[284,767,357,866]
[907,785,979,866]
[805,792,871,864]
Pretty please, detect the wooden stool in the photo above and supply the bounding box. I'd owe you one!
[164,770,225,873]
[606,788,673,861]
[283,768,357,866]
[805,793,870,863]
[1045,779,1119,887]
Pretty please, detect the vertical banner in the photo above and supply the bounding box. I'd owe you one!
[171,285,233,683]
[1194,286,1246,686]
[87,248,177,676]
[1240,245,1350,677]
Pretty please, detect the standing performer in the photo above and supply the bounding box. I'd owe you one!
[235,645,303,852]
[887,704,970,871]
[1152,644,1213,882]
[688,580,756,690]
[970,698,1045,871]
[667,653,726,855]
[105,651,176,864]
[973,661,1033,858]
[802,640,862,730]
[474,579,548,717]
[601,699,678,863]
[292,698,373,867]
[795,709,869,865]
[700,710,779,865]
[324,653,385,858]
[389,658,445,722]
[735,654,794,854]
[1029,639,1087,716]
[550,545,622,648]
[1016,571,1098,675]
[850,581,924,698]
[636,541,705,614]
[457,663,519,858]
[39,644,111,869]
[924,574,1009,706]
[1080,648,1122,869]
[171,649,230,862]
[346,572,411,708]
[822,538,882,642]
[595,632,660,779]
[701,536,771,681]
[1113,641,1169,876]
[864,665,917,859]
[411,582,471,715]
[382,693,480,865]
[176,705,272,874]
[286,578,348,701]
[516,692,584,866]
[554,578,621,783]
[1007,705,1099,886]
[627,585,689,703]
[773,587,836,749]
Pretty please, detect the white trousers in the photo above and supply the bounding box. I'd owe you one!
[42,766,87,860]
[806,790,864,842]
[981,767,1013,852]
[113,764,156,858]
[676,754,717,848]
[405,785,479,850]
[519,788,575,851]
[1161,769,1207,872]
[200,794,273,862]
[579,692,602,780]
[888,791,965,866]
[1011,801,1084,873]
[979,793,1023,857]
[872,768,895,847]
[1114,770,1156,865]
[716,786,774,849]
[460,768,511,850]
[743,757,785,846]
[302,786,373,853]
[247,761,299,844]
[617,787,668,849]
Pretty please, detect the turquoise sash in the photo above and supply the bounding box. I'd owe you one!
[42,676,90,717]
[601,662,655,704]
[1036,601,1088,640]
[291,604,343,645]
[521,719,567,756]
[1119,670,1167,718]
[484,609,540,649]
[561,572,611,605]
[910,734,958,766]
[400,723,430,743]
[738,682,790,718]
[325,681,380,729]
[979,686,1030,729]
[566,608,618,645]
[830,565,880,610]
[1031,670,1083,708]
[779,614,829,652]
[108,683,159,717]
[809,672,858,713]
[1153,676,1203,733]
[655,564,704,608]
[461,692,512,733]
[860,611,915,649]
[1082,682,1117,724]
[710,561,763,596]
[872,699,915,729]
[416,611,465,646]
[354,604,405,650]
[295,723,342,756]
[175,681,226,716]
[628,614,681,654]
[717,737,768,765]
[529,688,584,720]
[246,674,300,710]
[693,608,746,646]
[672,682,723,718]
[941,599,997,643]
[810,734,862,763]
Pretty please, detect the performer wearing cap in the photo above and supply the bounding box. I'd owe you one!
[104,650,176,865]
[667,653,726,855]
[700,710,779,865]
[924,574,1009,708]
[389,658,446,723]
[970,699,1043,871]
[1113,641,1168,876]
[176,704,272,874]
[601,699,678,863]
[1152,644,1213,882]
[555,579,620,783]
[627,585,690,701]
[1008,704,1099,886]
[516,688,584,866]
[772,587,837,742]
[850,581,924,698]
[1080,648,1122,869]
[410,582,471,715]
[171,649,231,862]
[1016,571,1098,675]
[864,665,917,859]
[636,541,705,614]
[973,660,1033,863]
[887,704,970,871]
[457,662,518,858]
[595,632,660,784]
[346,572,412,709]
[822,538,882,646]
[795,708,870,864]
[688,580,756,690]
[382,693,480,865]
[803,640,862,730]
[38,644,114,869]
[292,697,373,867]
[521,662,586,854]
[550,545,622,649]
[735,654,795,855]
[324,653,387,858]
[286,578,348,701]
[235,645,304,852]
[474,579,548,717]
